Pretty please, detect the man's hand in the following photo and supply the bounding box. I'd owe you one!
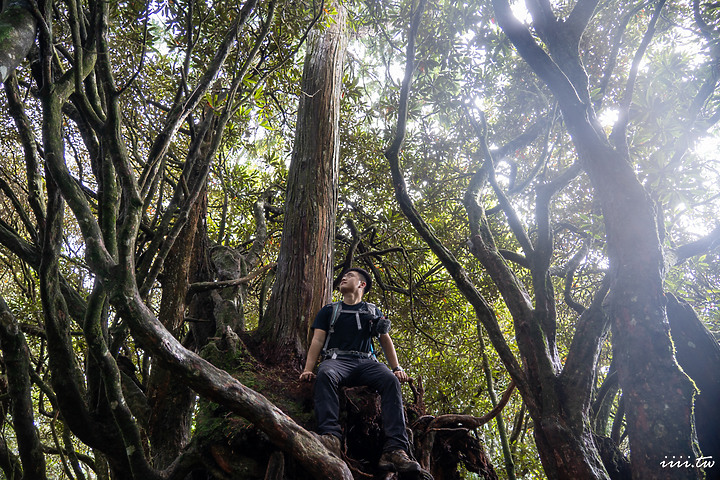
[300,371,316,382]
[393,370,409,383]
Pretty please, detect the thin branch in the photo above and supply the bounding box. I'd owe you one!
[671,225,720,265]
[187,263,276,296]
[466,109,534,256]
[0,172,38,242]
[491,0,584,111]
[425,380,516,430]
[566,0,601,41]
[563,241,591,315]
[610,0,667,154]
[594,2,650,110]
[83,282,159,479]
[383,0,530,402]
[3,74,46,228]
[118,0,151,94]
[139,0,260,199]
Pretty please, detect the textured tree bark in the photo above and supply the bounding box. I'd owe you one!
[147,194,206,469]
[0,0,36,82]
[258,3,348,363]
[667,294,720,479]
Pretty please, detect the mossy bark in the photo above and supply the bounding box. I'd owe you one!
[0,0,36,82]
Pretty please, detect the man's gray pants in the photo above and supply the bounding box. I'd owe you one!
[315,357,409,453]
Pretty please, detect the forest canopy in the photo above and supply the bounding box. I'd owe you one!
[0,0,719,479]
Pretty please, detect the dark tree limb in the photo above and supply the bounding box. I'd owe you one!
[592,362,619,435]
[532,163,583,352]
[693,0,719,40]
[39,174,102,449]
[336,218,363,282]
[609,0,667,154]
[383,0,530,404]
[0,0,36,82]
[563,240,591,315]
[0,295,47,479]
[187,263,277,296]
[671,225,720,265]
[4,73,46,231]
[559,277,611,424]
[424,380,516,430]
[491,0,584,110]
[463,131,556,404]
[84,282,159,479]
[106,280,353,479]
[666,293,720,467]
[493,0,700,476]
[566,0,601,41]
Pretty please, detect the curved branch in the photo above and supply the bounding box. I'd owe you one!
[139,0,259,199]
[491,0,584,111]
[559,276,611,417]
[0,434,23,480]
[671,225,720,265]
[424,380,516,430]
[83,283,158,479]
[4,74,46,229]
[383,0,529,401]
[39,179,102,449]
[609,0,667,153]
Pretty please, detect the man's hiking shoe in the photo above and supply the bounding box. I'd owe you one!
[378,449,422,473]
[317,433,342,457]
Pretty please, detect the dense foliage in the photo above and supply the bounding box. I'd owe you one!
[0,0,718,478]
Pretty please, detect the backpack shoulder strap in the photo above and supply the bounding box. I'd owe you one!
[322,301,342,353]
[329,301,342,328]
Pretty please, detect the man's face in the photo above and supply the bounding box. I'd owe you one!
[339,271,366,295]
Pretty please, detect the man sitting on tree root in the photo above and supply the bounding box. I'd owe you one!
[300,268,422,474]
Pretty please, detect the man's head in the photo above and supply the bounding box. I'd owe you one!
[339,268,372,295]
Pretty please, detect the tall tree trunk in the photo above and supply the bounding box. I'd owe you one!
[258,4,348,363]
[489,1,700,477]
[583,134,699,479]
[147,194,206,468]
